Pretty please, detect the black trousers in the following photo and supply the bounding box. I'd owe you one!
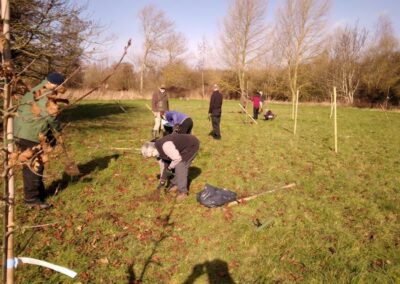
[15,138,45,202]
[178,118,193,134]
[253,107,259,119]
[211,115,221,138]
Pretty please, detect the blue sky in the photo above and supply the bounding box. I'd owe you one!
[75,0,400,62]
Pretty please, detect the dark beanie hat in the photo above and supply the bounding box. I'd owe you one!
[47,72,64,85]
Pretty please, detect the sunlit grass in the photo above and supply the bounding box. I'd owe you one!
[8,99,400,283]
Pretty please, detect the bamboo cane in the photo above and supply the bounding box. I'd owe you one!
[238,104,257,124]
[334,87,338,153]
[228,183,296,207]
[293,90,299,135]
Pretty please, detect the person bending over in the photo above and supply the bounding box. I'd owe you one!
[141,134,200,202]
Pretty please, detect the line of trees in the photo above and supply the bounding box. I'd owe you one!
[7,0,400,106]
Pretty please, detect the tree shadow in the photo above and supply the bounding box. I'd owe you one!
[44,154,120,198]
[15,214,46,255]
[183,259,235,284]
[59,103,136,122]
[126,202,177,283]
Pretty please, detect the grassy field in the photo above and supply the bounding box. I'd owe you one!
[7,99,400,283]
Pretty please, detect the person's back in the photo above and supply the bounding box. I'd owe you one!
[209,90,223,116]
[155,133,199,162]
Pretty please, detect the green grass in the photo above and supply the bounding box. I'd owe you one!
[6,99,400,283]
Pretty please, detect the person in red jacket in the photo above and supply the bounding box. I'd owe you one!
[252,91,262,120]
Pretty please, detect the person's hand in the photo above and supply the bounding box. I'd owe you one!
[156,179,167,190]
[208,113,211,121]
[173,125,180,133]
[165,168,174,178]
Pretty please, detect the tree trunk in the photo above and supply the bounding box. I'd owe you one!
[139,63,145,96]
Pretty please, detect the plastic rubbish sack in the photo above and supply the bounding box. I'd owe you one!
[196,183,237,208]
[264,110,276,120]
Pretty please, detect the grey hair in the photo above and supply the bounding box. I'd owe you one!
[141,142,157,158]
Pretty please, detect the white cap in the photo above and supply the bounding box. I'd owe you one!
[141,142,158,157]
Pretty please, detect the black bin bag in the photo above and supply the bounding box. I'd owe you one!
[196,183,237,208]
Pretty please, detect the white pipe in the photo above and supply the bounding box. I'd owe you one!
[13,257,77,278]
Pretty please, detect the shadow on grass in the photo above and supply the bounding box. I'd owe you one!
[45,154,120,198]
[15,214,46,255]
[183,259,235,284]
[189,166,202,180]
[127,201,177,283]
[59,103,136,122]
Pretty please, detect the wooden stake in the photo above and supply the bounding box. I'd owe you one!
[1,0,15,283]
[238,104,257,124]
[145,103,152,112]
[293,90,299,135]
[334,87,338,153]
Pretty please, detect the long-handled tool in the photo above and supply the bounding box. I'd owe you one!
[228,183,296,207]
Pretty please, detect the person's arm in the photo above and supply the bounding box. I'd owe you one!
[151,93,157,112]
[209,93,214,114]
[159,159,169,180]
[162,141,182,169]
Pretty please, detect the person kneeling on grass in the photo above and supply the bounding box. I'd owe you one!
[161,110,193,134]
[141,133,200,202]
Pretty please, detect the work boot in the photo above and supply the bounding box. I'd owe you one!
[167,185,178,194]
[25,199,52,210]
[176,192,188,202]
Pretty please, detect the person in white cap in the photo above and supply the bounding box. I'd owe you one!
[141,134,200,201]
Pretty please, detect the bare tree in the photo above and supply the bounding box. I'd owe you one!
[329,23,367,104]
[275,0,330,118]
[220,0,268,104]
[138,4,174,94]
[197,36,209,98]
[164,32,187,64]
[362,15,399,107]
[9,0,99,81]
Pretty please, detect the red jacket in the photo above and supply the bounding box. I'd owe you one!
[252,94,261,108]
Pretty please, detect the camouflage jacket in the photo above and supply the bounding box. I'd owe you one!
[14,80,61,143]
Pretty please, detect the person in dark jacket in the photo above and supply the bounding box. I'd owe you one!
[141,134,200,201]
[208,84,223,140]
[162,110,193,134]
[14,72,65,209]
[151,84,169,139]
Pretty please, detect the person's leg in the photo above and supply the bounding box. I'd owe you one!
[179,118,193,134]
[254,107,259,119]
[16,139,45,203]
[153,112,161,138]
[175,162,189,194]
[212,116,221,138]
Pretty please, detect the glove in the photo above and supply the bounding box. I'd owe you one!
[173,125,180,133]
[165,168,174,178]
[156,179,167,190]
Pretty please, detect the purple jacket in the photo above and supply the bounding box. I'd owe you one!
[165,111,189,126]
